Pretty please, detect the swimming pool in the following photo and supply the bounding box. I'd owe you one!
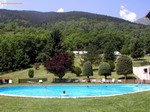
[0,84,150,98]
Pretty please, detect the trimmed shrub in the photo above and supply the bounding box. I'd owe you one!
[98,62,111,79]
[73,66,82,76]
[107,60,115,71]
[28,69,34,78]
[82,61,93,82]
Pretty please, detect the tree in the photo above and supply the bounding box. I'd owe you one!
[121,43,130,55]
[131,48,145,59]
[43,29,66,58]
[14,49,30,69]
[83,44,101,65]
[98,62,111,79]
[103,42,115,61]
[130,38,145,59]
[28,69,34,78]
[82,61,93,82]
[21,36,37,64]
[50,30,66,56]
[144,36,150,54]
[0,36,31,72]
[107,60,115,71]
[36,52,49,63]
[44,52,73,79]
[72,66,82,76]
[34,63,40,70]
[116,55,133,81]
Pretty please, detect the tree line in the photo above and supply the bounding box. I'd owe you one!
[0,13,150,73]
[0,30,65,72]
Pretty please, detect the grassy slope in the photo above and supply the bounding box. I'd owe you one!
[132,56,150,67]
[0,56,125,84]
[0,91,150,112]
[3,55,150,84]
[0,65,122,84]
[1,56,150,84]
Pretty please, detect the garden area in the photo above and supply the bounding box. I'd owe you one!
[0,55,140,84]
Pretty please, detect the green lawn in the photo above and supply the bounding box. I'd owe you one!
[132,56,150,67]
[0,56,132,84]
[0,91,150,112]
[0,56,105,83]
[0,65,126,84]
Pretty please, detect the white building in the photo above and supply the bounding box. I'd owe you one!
[73,51,88,55]
[114,51,121,56]
[133,66,150,80]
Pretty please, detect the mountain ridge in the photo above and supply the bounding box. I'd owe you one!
[135,11,150,25]
[0,9,132,25]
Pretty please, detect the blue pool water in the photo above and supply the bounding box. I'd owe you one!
[0,84,150,98]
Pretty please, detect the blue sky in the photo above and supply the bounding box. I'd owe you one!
[0,0,150,22]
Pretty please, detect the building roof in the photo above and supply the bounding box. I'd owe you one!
[135,17,150,25]
[146,11,150,18]
[135,11,150,25]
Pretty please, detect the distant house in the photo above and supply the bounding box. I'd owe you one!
[73,51,88,56]
[114,51,121,56]
[133,66,150,80]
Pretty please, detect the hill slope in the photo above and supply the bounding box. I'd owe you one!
[135,11,150,25]
[1,9,150,72]
[0,9,131,24]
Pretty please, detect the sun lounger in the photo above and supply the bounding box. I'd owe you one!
[74,79,79,83]
[102,78,110,83]
[39,80,43,83]
[117,79,122,83]
[9,79,12,84]
[97,79,102,83]
[81,79,86,83]
[111,78,115,83]
[90,79,97,83]
[27,81,34,84]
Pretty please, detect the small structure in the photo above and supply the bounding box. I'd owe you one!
[39,80,43,83]
[114,51,121,56]
[133,66,150,80]
[8,79,13,84]
[73,51,88,56]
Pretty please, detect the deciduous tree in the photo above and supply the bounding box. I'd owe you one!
[44,52,73,79]
[98,62,111,79]
[82,61,93,82]
[116,55,133,81]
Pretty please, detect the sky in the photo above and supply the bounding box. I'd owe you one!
[0,0,150,22]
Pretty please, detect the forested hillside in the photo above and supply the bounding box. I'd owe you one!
[0,9,131,24]
[0,9,150,72]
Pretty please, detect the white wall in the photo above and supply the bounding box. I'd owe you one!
[133,66,150,80]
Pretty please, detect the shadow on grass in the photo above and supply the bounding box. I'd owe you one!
[133,58,146,61]
[118,76,137,79]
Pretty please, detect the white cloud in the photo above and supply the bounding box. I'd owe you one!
[120,5,137,22]
[0,0,7,8]
[57,8,64,13]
